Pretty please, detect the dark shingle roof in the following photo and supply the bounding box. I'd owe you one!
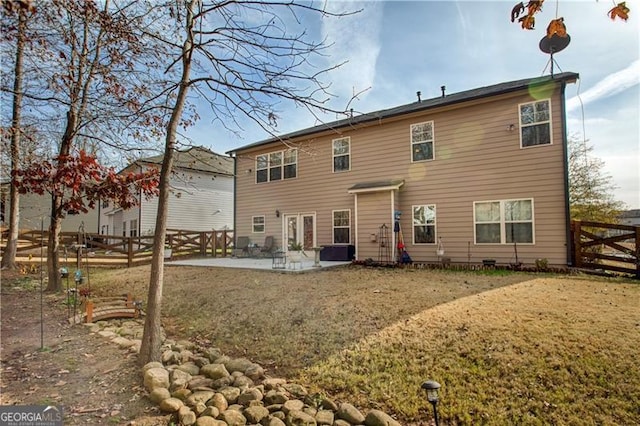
[228,72,579,154]
[139,146,233,176]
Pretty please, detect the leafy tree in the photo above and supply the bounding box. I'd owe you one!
[0,0,35,269]
[12,150,159,225]
[1,0,169,290]
[568,136,625,222]
[510,1,630,33]
[138,0,359,364]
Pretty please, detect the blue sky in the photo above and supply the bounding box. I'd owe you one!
[185,0,639,208]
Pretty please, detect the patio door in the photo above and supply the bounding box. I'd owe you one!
[283,213,316,253]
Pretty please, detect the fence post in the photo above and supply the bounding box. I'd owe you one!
[573,220,582,268]
[200,231,206,256]
[222,230,228,257]
[635,226,640,279]
[212,230,218,258]
[127,237,133,268]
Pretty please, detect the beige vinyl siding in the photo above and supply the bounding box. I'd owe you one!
[355,191,395,260]
[235,85,569,265]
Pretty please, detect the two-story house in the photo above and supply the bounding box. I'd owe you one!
[100,146,234,238]
[228,73,579,266]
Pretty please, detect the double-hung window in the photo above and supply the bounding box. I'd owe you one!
[332,210,350,244]
[412,205,436,244]
[333,137,350,172]
[252,216,265,233]
[519,99,551,147]
[411,121,434,162]
[256,149,297,183]
[474,199,534,244]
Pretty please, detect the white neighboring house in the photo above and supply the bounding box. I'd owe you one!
[99,147,234,239]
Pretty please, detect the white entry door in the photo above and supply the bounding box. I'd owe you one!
[283,213,316,254]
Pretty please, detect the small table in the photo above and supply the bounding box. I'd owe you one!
[311,246,324,268]
[272,250,286,269]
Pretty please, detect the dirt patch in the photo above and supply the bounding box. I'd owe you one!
[0,270,167,425]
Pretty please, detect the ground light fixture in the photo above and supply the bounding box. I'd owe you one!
[421,380,441,426]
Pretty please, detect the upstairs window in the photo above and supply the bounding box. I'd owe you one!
[411,121,434,162]
[520,99,551,147]
[333,210,351,244]
[412,205,436,244]
[333,137,350,172]
[256,149,297,183]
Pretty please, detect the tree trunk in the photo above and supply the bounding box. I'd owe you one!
[1,10,26,270]
[138,0,196,365]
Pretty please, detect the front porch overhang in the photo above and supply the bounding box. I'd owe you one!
[347,179,404,194]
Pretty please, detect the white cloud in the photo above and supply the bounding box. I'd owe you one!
[320,2,384,108]
[566,59,640,112]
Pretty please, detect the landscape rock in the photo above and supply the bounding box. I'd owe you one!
[225,357,254,373]
[159,397,184,413]
[178,405,197,425]
[172,388,192,401]
[195,416,224,426]
[149,387,171,404]
[200,363,230,380]
[286,410,317,426]
[364,410,401,426]
[261,416,286,426]
[315,410,334,425]
[337,403,365,425]
[202,406,219,418]
[263,378,287,390]
[188,376,214,390]
[233,374,254,389]
[282,399,304,414]
[219,386,241,404]
[177,361,201,376]
[111,336,135,348]
[282,383,307,398]
[142,361,164,373]
[238,388,263,405]
[243,405,270,423]
[264,390,289,405]
[185,390,215,407]
[208,392,228,412]
[244,363,265,381]
[143,367,169,391]
[218,409,247,426]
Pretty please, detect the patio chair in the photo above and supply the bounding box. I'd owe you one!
[258,236,275,258]
[233,236,252,258]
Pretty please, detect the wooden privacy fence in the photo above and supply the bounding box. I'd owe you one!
[570,220,639,278]
[0,228,235,267]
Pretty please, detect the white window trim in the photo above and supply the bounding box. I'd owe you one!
[332,137,351,173]
[410,121,435,163]
[473,198,535,245]
[332,209,351,244]
[255,149,298,183]
[252,215,266,233]
[518,99,552,149]
[411,204,437,245]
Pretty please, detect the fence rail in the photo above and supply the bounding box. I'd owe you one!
[570,220,639,278]
[0,228,235,267]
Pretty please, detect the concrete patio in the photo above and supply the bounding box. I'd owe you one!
[167,255,351,272]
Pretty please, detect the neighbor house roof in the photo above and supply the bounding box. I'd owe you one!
[138,146,233,176]
[228,72,579,155]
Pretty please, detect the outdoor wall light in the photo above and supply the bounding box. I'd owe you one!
[275,210,280,218]
[507,124,516,131]
[421,380,441,426]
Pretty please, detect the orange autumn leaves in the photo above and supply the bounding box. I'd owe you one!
[510,1,630,36]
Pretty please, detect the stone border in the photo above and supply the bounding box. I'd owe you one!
[87,319,402,426]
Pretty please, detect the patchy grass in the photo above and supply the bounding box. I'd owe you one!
[87,265,640,424]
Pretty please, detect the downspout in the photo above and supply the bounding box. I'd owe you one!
[560,80,572,266]
[353,194,358,260]
[232,154,237,244]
